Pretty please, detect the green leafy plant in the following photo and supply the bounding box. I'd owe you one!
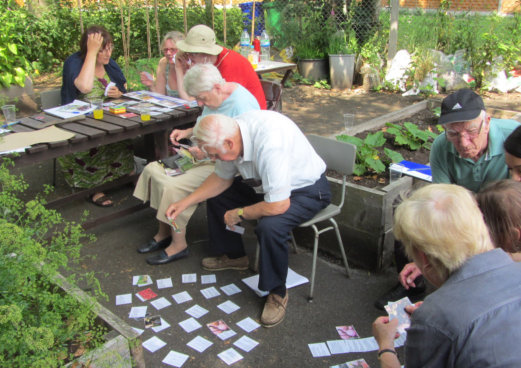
[385,122,439,150]
[313,79,331,89]
[327,29,357,55]
[0,160,107,367]
[337,132,404,176]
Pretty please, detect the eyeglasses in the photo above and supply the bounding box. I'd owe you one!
[162,47,178,54]
[445,119,484,141]
[98,44,114,54]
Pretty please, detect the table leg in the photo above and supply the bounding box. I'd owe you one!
[280,69,294,87]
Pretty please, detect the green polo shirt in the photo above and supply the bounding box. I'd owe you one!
[430,118,520,193]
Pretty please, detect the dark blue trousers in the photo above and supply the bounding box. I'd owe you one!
[206,174,331,292]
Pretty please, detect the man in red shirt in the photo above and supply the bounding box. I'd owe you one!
[175,24,266,110]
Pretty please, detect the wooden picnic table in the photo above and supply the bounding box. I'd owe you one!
[1,103,202,229]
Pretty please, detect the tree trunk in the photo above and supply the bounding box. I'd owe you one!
[145,0,151,59]
[154,0,160,54]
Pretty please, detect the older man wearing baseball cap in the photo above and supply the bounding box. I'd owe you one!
[174,24,266,110]
[374,88,520,310]
[430,88,519,192]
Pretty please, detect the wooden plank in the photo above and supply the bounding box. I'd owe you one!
[80,116,125,134]
[101,114,140,130]
[58,122,106,138]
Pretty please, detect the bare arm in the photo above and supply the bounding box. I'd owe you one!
[165,173,233,220]
[152,58,167,95]
[74,33,102,93]
[224,199,290,229]
[372,317,401,368]
[174,52,193,101]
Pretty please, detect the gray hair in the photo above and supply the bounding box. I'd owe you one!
[161,31,184,48]
[184,63,225,97]
[192,114,238,154]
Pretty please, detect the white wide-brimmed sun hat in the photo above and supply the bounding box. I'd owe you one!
[176,25,223,55]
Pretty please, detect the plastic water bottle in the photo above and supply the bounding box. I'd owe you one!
[260,30,270,63]
[240,29,250,58]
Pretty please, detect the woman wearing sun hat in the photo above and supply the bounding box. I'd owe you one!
[174,24,266,110]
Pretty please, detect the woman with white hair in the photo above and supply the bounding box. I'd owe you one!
[133,63,260,265]
[372,184,521,368]
[139,31,189,99]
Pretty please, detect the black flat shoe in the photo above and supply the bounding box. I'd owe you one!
[146,248,189,265]
[137,236,172,254]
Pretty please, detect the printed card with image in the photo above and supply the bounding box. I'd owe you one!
[207,320,237,341]
[336,325,360,340]
[136,288,158,302]
[384,296,413,334]
[144,314,162,329]
[133,275,153,287]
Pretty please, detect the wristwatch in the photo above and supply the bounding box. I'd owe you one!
[237,208,245,220]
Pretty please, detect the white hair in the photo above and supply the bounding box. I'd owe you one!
[192,114,238,154]
[184,63,225,97]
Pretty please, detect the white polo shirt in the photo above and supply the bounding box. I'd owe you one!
[214,110,326,202]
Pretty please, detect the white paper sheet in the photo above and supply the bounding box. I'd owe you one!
[157,277,173,289]
[116,293,132,305]
[151,297,172,310]
[217,300,240,314]
[161,350,189,367]
[200,286,221,299]
[179,317,202,333]
[185,304,209,319]
[233,335,259,352]
[308,342,331,357]
[172,291,192,304]
[142,336,167,353]
[218,348,244,365]
[129,306,147,319]
[236,317,260,333]
[221,283,242,296]
[152,318,171,333]
[187,336,213,353]
[201,274,216,284]
[242,268,309,297]
[182,273,197,283]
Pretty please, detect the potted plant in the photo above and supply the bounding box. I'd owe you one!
[327,29,358,90]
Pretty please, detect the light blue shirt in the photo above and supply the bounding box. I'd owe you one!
[198,84,259,122]
[430,118,520,192]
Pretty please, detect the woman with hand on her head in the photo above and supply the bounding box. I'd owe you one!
[60,25,134,207]
[139,31,191,100]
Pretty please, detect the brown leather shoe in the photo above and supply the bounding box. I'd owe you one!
[261,292,288,328]
[201,255,249,271]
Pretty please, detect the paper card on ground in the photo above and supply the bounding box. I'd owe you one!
[162,350,190,367]
[179,317,202,333]
[385,297,413,334]
[217,300,240,314]
[129,306,147,319]
[326,339,351,355]
[330,358,370,368]
[142,336,167,353]
[221,283,242,296]
[144,314,162,329]
[200,286,221,299]
[185,304,209,319]
[308,342,331,357]
[136,288,158,302]
[157,277,173,289]
[233,335,259,352]
[218,348,243,365]
[182,273,197,283]
[151,297,172,310]
[152,318,171,333]
[172,291,193,304]
[187,335,213,353]
[236,317,260,333]
[133,275,153,287]
[336,325,360,340]
[116,293,132,305]
[201,274,216,284]
[207,320,237,341]
[242,268,309,297]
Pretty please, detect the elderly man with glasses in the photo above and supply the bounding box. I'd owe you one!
[374,88,520,310]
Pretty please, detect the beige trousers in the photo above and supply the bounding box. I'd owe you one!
[133,161,215,228]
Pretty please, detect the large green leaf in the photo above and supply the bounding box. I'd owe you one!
[384,148,404,163]
[364,131,386,148]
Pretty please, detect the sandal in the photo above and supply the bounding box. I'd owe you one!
[88,193,113,207]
